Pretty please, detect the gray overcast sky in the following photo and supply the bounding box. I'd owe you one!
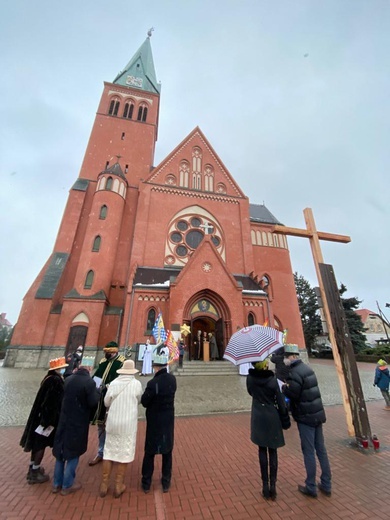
[1,0,389,325]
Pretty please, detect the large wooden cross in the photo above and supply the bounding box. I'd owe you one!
[272,208,356,436]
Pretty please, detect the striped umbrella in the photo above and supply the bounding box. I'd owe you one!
[223,325,284,365]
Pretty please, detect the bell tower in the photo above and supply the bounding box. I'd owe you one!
[8,34,162,365]
[78,33,161,186]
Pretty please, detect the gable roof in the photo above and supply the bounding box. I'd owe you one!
[355,309,377,323]
[146,127,246,198]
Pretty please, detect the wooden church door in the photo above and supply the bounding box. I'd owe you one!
[65,325,88,358]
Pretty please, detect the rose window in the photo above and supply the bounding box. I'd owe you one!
[165,215,224,266]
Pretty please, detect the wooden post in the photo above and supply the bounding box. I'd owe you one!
[320,263,372,444]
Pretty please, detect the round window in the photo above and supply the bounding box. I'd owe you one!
[170,232,182,243]
[177,220,188,231]
[176,245,188,257]
[190,217,201,228]
[186,230,204,249]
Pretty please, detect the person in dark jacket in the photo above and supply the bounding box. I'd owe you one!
[20,357,67,484]
[374,359,390,410]
[246,359,290,500]
[52,365,100,495]
[141,353,177,494]
[283,344,332,498]
[89,341,125,466]
[63,346,83,378]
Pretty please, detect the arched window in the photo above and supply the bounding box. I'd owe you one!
[248,312,256,326]
[146,308,156,333]
[204,165,214,192]
[179,161,190,187]
[106,177,113,190]
[84,270,94,289]
[123,102,134,119]
[92,236,101,252]
[108,99,120,116]
[137,104,148,122]
[192,172,201,190]
[99,205,107,219]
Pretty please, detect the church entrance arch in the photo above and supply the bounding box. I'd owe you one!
[183,292,231,361]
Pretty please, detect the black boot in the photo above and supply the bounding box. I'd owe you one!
[29,468,49,485]
[269,482,277,500]
[269,448,278,500]
[262,481,270,499]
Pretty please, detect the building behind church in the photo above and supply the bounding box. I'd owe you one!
[5,36,305,368]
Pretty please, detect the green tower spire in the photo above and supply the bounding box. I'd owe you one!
[113,31,160,94]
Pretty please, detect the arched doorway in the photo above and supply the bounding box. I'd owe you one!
[183,292,231,361]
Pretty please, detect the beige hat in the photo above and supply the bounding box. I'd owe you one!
[117,359,139,375]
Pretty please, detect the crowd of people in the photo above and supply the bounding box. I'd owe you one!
[21,341,176,497]
[21,337,389,501]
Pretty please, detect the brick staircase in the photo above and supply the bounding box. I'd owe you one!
[175,360,239,376]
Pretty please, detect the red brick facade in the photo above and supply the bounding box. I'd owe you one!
[7,38,305,367]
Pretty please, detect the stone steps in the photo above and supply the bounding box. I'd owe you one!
[175,360,239,376]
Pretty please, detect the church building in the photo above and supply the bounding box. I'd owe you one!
[6,35,305,368]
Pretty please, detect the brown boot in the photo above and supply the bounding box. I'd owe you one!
[113,463,127,498]
[99,460,113,498]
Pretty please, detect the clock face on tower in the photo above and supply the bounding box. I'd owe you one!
[126,75,143,88]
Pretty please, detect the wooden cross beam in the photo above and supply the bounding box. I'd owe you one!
[272,208,355,437]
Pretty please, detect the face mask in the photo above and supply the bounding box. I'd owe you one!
[59,368,66,375]
[283,358,292,367]
[105,353,112,360]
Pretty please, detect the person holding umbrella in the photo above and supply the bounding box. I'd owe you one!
[246,359,290,500]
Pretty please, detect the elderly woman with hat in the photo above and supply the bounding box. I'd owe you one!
[20,357,68,484]
[374,359,390,410]
[99,359,142,498]
[246,359,290,500]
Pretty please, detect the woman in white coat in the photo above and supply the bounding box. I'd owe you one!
[99,359,142,498]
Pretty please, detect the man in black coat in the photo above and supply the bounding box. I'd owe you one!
[141,353,177,493]
[52,365,100,495]
[283,344,332,498]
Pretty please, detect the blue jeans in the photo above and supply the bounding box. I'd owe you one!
[98,422,106,457]
[297,422,331,494]
[53,457,80,489]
